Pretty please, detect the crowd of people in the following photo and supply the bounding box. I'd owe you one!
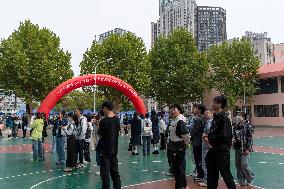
[0,96,256,189]
[125,95,255,189]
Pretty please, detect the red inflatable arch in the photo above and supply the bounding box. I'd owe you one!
[38,74,146,116]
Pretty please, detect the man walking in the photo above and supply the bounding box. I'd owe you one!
[204,95,236,189]
[98,101,121,189]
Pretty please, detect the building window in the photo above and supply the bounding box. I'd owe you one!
[254,104,279,117]
[256,77,278,94]
[282,77,284,93]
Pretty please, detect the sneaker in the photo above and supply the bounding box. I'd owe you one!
[38,157,45,161]
[194,177,203,182]
[95,171,100,175]
[64,167,73,172]
[183,186,189,189]
[247,178,254,185]
[132,152,136,155]
[143,153,146,156]
[199,182,207,187]
[166,172,174,176]
[76,163,83,169]
[56,161,64,165]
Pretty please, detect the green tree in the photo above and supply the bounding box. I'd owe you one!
[0,20,74,113]
[207,37,260,109]
[148,28,209,107]
[80,32,150,110]
[54,90,103,112]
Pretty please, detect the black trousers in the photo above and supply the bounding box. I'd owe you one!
[84,141,91,161]
[77,139,84,164]
[193,145,204,178]
[167,145,173,172]
[160,133,166,150]
[66,136,77,167]
[100,154,121,189]
[124,125,128,135]
[22,129,26,138]
[206,149,236,189]
[0,129,2,137]
[170,150,187,189]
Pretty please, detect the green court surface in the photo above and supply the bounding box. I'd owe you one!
[0,135,283,189]
[254,136,284,149]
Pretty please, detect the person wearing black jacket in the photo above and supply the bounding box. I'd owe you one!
[191,104,206,181]
[204,95,236,189]
[98,101,121,189]
[21,114,28,138]
[130,112,142,155]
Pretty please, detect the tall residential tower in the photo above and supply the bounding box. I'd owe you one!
[151,0,196,45]
[195,6,227,51]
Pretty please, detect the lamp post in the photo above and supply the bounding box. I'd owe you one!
[92,57,112,113]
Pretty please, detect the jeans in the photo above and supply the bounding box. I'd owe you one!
[32,139,43,160]
[206,149,236,189]
[171,150,187,189]
[52,136,57,153]
[235,149,254,184]
[142,136,151,155]
[56,136,66,162]
[202,142,209,181]
[96,148,101,166]
[100,154,121,189]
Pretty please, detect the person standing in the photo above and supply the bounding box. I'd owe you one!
[123,114,129,135]
[199,109,214,187]
[191,104,206,181]
[204,95,236,189]
[159,112,166,150]
[84,116,93,163]
[151,110,160,154]
[21,113,28,138]
[130,112,142,155]
[168,104,190,189]
[30,113,44,162]
[98,101,121,189]
[55,111,68,165]
[75,109,88,168]
[141,113,152,156]
[64,115,78,172]
[233,112,255,186]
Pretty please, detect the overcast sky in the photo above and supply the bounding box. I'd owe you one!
[1,0,283,76]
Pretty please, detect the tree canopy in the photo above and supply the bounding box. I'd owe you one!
[80,32,150,110]
[207,37,260,108]
[149,28,209,107]
[0,20,74,109]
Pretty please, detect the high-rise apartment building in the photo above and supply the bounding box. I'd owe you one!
[97,28,129,44]
[151,0,196,45]
[195,6,227,51]
[245,31,275,65]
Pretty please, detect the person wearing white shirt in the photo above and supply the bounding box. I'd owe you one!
[141,113,152,156]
